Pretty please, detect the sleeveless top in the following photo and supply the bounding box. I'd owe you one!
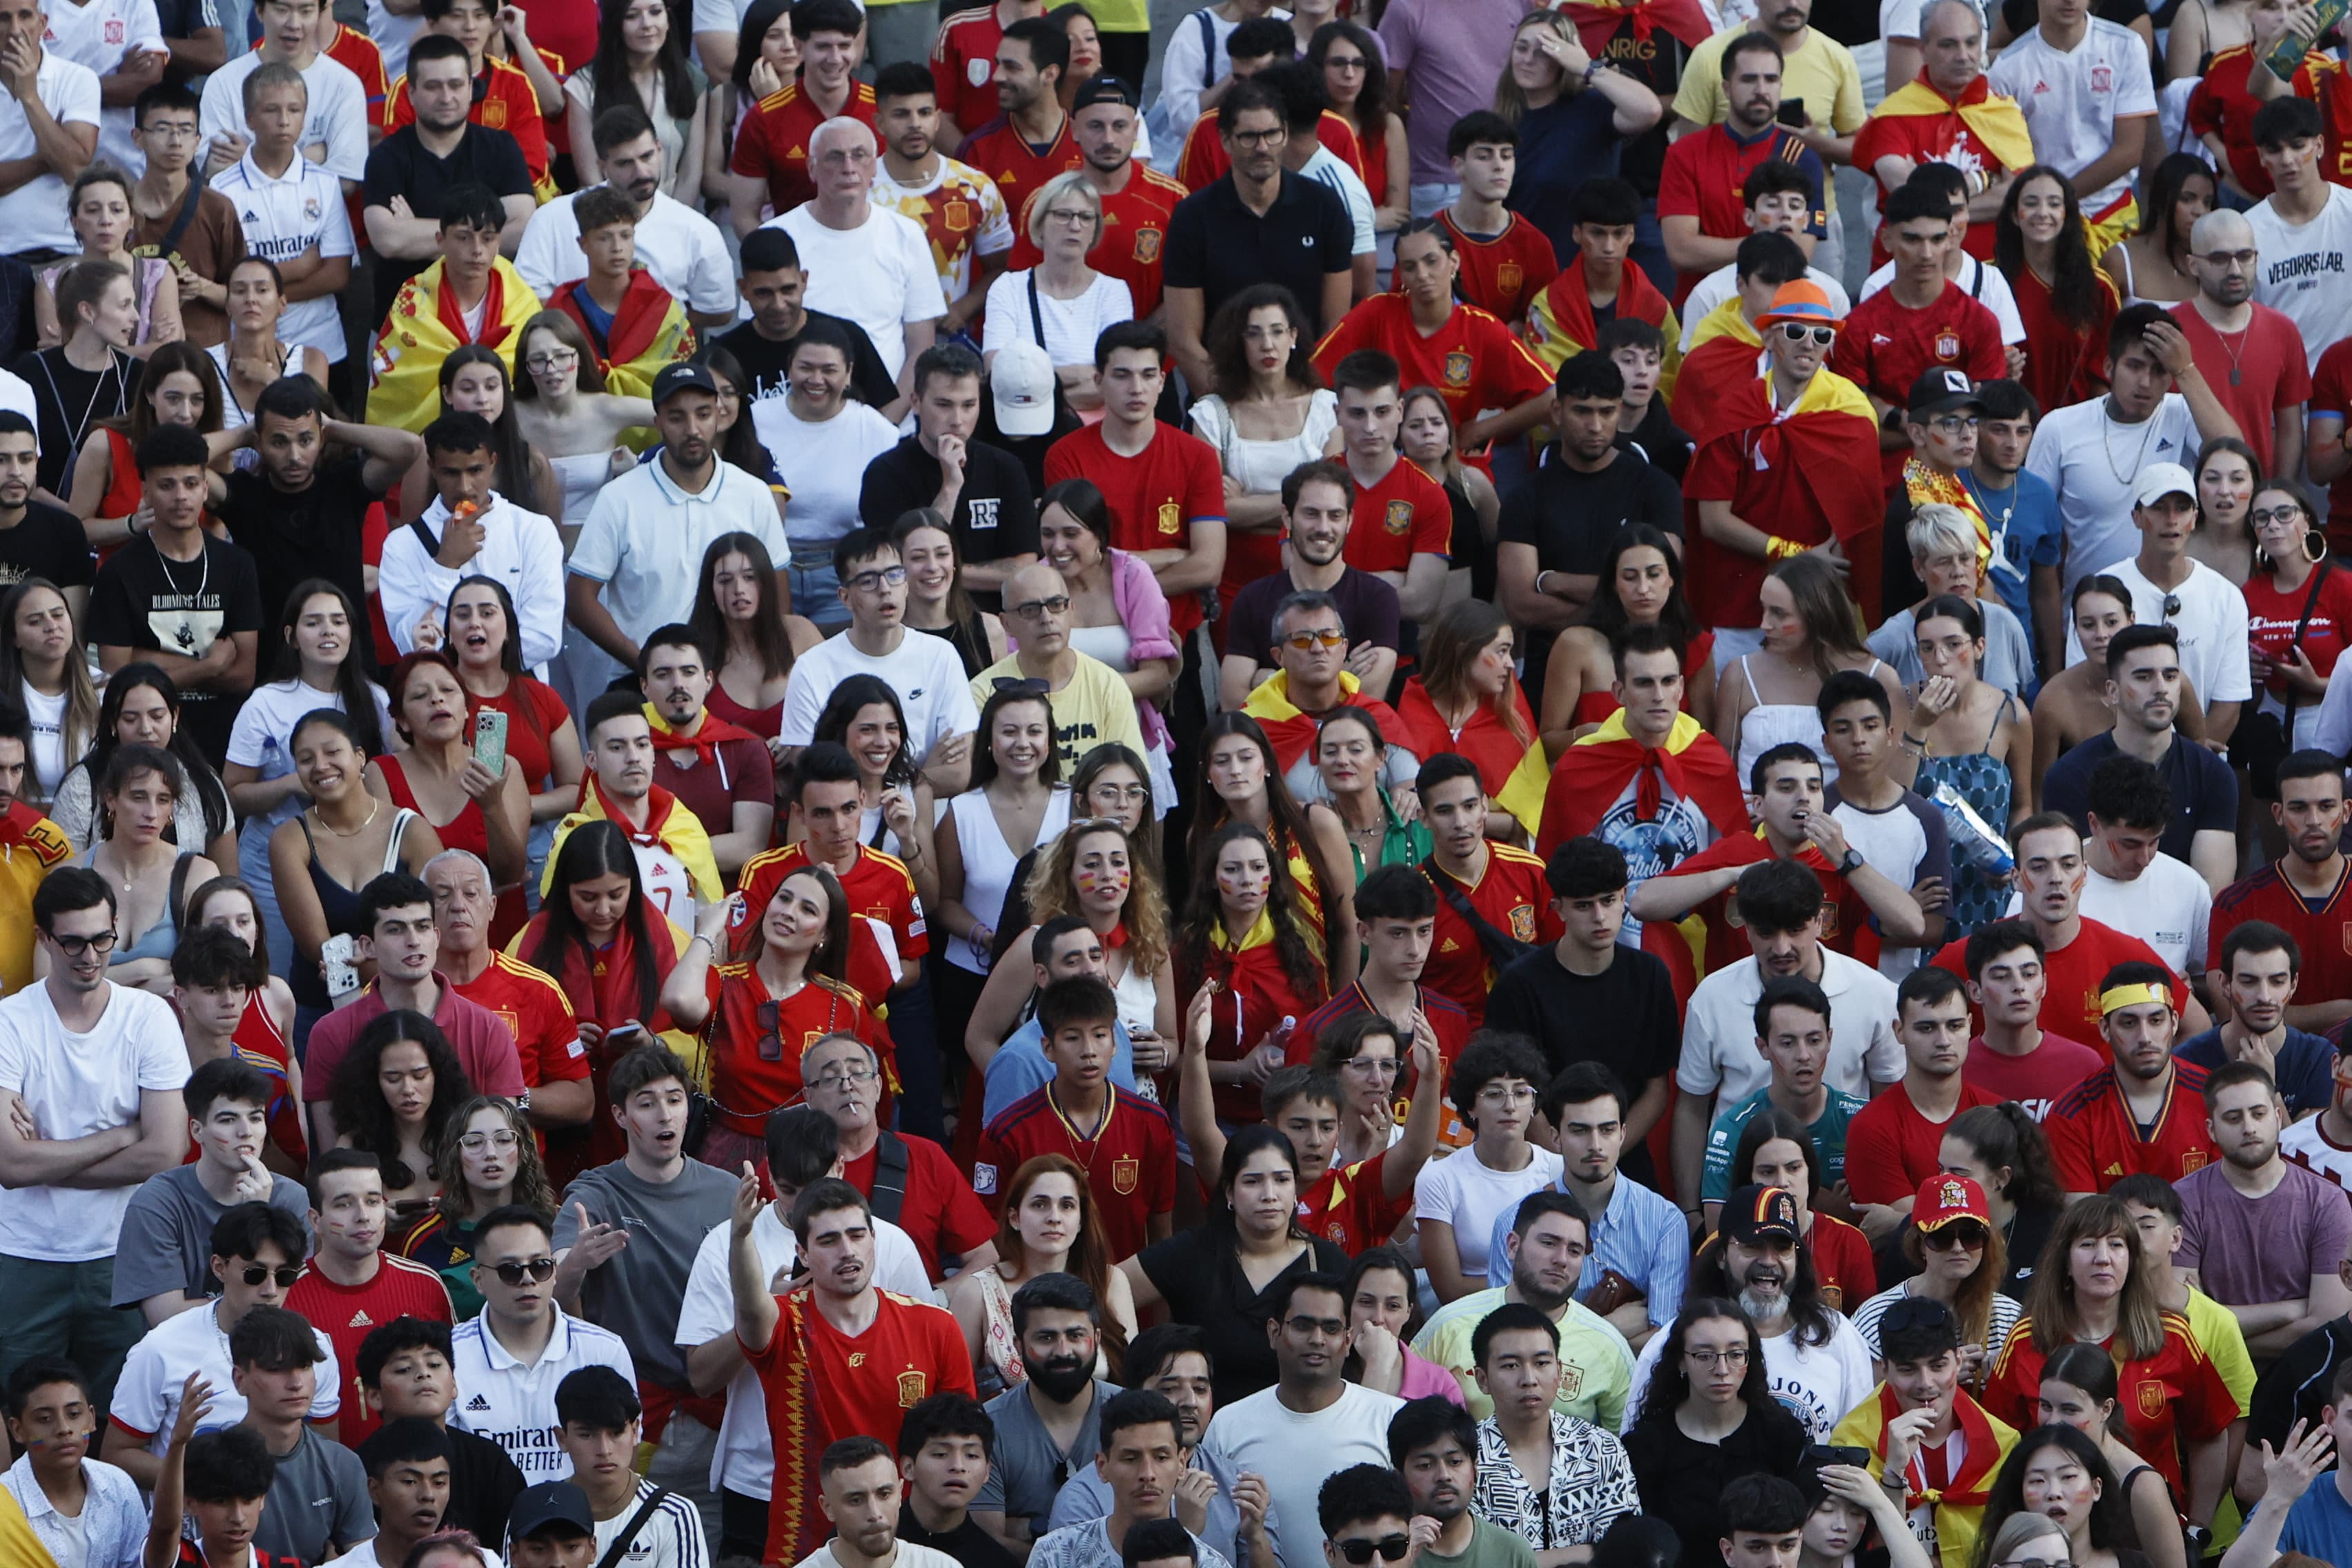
[1734,654,1885,789]
[377,754,527,945]
[945,786,1073,974]
[547,451,611,525]
[912,610,993,680]
[73,843,199,966]
[207,341,308,448]
[707,678,784,743]
[290,807,420,1008]
[98,427,142,562]
[42,257,167,342]
[1914,692,2018,939]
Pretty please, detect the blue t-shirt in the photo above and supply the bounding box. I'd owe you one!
[1509,92,1629,259]
[1966,467,2062,666]
[2175,1026,2338,1115]
[2280,1476,2352,1562]
[2041,732,2239,867]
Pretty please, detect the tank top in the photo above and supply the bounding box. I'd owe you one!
[911,611,993,680]
[290,807,419,1008]
[207,340,306,431]
[1735,654,1883,789]
[73,843,198,965]
[706,678,784,742]
[944,786,1072,973]
[377,754,527,945]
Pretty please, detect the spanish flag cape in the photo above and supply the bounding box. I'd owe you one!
[1393,677,1551,836]
[1534,709,1745,858]
[1241,670,1408,776]
[1905,455,1995,580]
[1833,1384,2019,1568]
[0,1486,55,1568]
[370,255,543,433]
[1667,295,1764,440]
[548,269,697,400]
[1558,0,1712,59]
[1189,908,1327,1123]
[1525,253,1685,389]
[542,772,724,905]
[1683,363,1886,626]
[0,798,68,995]
[1856,72,2035,187]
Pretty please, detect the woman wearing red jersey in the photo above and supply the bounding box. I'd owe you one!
[1983,1195,2239,1528]
[1996,167,2122,416]
[182,879,306,1169]
[2242,487,2352,820]
[1727,1110,1881,1319]
[1175,821,1330,1127]
[1537,526,1715,758]
[369,651,531,948]
[439,576,583,890]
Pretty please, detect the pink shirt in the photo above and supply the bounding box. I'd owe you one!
[300,972,529,1106]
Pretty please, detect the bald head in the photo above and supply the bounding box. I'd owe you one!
[2191,209,2255,253]
[1006,561,1070,658]
[1921,0,1985,88]
[2189,208,2257,308]
[1007,561,1062,607]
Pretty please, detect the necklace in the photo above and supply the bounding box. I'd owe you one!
[150,537,212,656]
[2099,404,2159,487]
[314,796,382,838]
[2206,314,2251,386]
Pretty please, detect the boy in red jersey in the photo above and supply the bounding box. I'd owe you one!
[284,1150,453,1446]
[1315,349,1451,626]
[2046,962,2219,1197]
[1954,920,2104,1122]
[954,17,1081,208]
[931,0,1048,144]
[1436,112,1558,331]
[1417,753,1562,1028]
[725,0,876,233]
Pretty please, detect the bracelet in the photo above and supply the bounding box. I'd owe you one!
[1764,536,1805,561]
[1534,569,1554,597]
[1900,732,1926,749]
[688,932,714,952]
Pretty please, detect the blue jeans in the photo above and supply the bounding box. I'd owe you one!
[790,558,849,628]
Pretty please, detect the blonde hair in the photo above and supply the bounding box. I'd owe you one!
[1024,817,1172,976]
[1493,10,1580,127]
[1907,502,1981,563]
[1026,170,1104,248]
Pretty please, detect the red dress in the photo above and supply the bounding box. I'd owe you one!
[376,754,525,948]
[462,676,570,797]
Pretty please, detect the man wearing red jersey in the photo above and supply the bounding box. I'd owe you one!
[427,849,595,1135]
[729,1169,977,1566]
[286,1149,454,1445]
[1294,865,1473,1146]
[2046,961,2219,1197]
[386,0,551,196]
[1437,113,1559,331]
[1841,967,1995,1231]
[1315,350,1450,626]
[1048,77,1185,318]
[2175,209,2313,491]
[1657,33,1830,302]
[1313,228,1554,473]
[1956,920,2106,1122]
[955,17,1080,209]
[736,766,930,1001]
[1417,754,1562,1028]
[1929,814,2208,1041]
[2309,333,2352,556]
[805,1032,998,1282]
[974,977,1175,1261]
[725,0,875,234]
[1041,320,1226,640]
[931,0,1046,144]
[2213,753,2352,1031]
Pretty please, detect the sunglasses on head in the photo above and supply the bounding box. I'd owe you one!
[240,1264,302,1288]
[1780,323,1836,346]
[1337,1538,1413,1565]
[489,1257,558,1285]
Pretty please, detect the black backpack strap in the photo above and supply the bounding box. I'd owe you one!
[1422,864,1533,972]
[157,177,204,259]
[409,518,442,558]
[592,1487,673,1568]
[870,1129,912,1224]
[1198,8,1216,88]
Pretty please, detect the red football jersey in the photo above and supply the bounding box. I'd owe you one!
[325,22,388,121]
[1673,830,1876,975]
[451,952,588,1093]
[1311,293,1552,441]
[730,81,879,219]
[1042,421,1228,636]
[1929,918,2182,1043]
[957,113,1082,215]
[1436,209,1560,327]
[739,841,929,966]
[973,1085,1176,1262]
[1984,1315,2237,1505]
[701,966,892,1136]
[1656,123,1825,299]
[1337,452,1452,579]
[1297,1148,1413,1253]
[2211,860,2352,1019]
[284,1253,453,1446]
[1003,163,1186,320]
[1961,1032,2106,1124]
[1841,1078,1999,1206]
[2045,1060,2218,1194]
[386,57,549,193]
[1294,982,1474,1147]
[1422,846,1562,1027]
[2169,300,2311,473]
[1809,1212,1879,1315]
[841,1133,997,1280]
[1830,281,2006,487]
[931,2,1016,131]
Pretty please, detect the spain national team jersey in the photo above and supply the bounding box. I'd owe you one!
[955,112,1084,211]
[931,2,1016,132]
[1435,209,1560,328]
[325,22,389,124]
[744,1286,976,1566]
[736,841,929,970]
[2211,860,2352,1016]
[1175,107,1365,191]
[1297,1148,1413,1253]
[1983,1314,2239,1506]
[284,1253,453,1446]
[452,951,588,1094]
[1930,917,2182,1043]
[1004,163,1187,317]
[1656,122,1827,297]
[1335,451,1454,579]
[973,1085,1176,1262]
[1310,293,1553,446]
[731,81,879,220]
[226,995,308,1166]
[1830,280,2006,485]
[1042,420,1228,636]
[2045,1060,2217,1195]
[1293,982,1474,1147]
[871,155,1015,304]
[700,963,891,1135]
[1422,846,1562,1027]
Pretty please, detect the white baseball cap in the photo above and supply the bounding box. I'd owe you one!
[992,340,1055,438]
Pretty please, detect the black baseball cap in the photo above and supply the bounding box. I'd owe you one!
[1072,75,1139,110]
[651,362,719,405]
[509,1482,596,1542]
[1906,367,1984,419]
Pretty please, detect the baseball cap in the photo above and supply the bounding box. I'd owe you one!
[509,1482,596,1542]
[1721,1184,1800,1245]
[1072,75,1139,111]
[651,362,719,406]
[1912,1173,1990,1233]
[1906,367,1983,419]
[1755,280,1844,331]
[2132,460,2196,509]
[992,340,1056,438]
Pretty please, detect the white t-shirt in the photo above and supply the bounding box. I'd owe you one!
[1623,1311,1874,1440]
[672,1203,933,1499]
[41,0,162,174]
[1680,265,1848,352]
[0,983,188,1262]
[513,187,738,320]
[1155,5,1295,141]
[980,268,1135,371]
[225,679,395,832]
[2246,184,2352,364]
[2282,1113,2352,1192]
[2004,855,2212,978]
[112,1300,341,1447]
[1861,253,2026,344]
[364,0,423,81]
[0,53,100,255]
[210,150,360,360]
[2064,554,2253,704]
[1985,19,2157,217]
[19,680,63,804]
[1412,1144,1566,1287]
[329,1543,504,1568]
[1677,950,1905,1106]
[1197,1382,1402,1568]
[770,203,950,381]
[751,397,904,547]
[380,491,567,670]
[1300,144,1377,257]
[199,50,371,182]
[448,1310,639,1481]
[2023,391,2202,596]
[778,627,983,762]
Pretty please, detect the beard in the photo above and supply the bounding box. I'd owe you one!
[1023,1353,1094,1403]
[1512,1263,1573,1316]
[1738,1281,1790,1328]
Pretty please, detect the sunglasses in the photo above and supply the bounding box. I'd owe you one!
[1780,323,1836,346]
[487,1257,558,1285]
[1337,1537,1413,1564]
[1282,630,1348,651]
[240,1264,302,1288]
[1923,1222,1990,1251]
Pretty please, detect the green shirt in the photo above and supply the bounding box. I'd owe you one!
[1421,1517,1541,1568]
[1701,1084,1868,1203]
[1411,1286,1636,1427]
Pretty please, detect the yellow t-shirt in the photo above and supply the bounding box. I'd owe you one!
[970,651,1148,772]
[1671,28,1868,210]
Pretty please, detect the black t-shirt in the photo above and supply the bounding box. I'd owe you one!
[1484,943,1680,1183]
[2248,1317,2352,1453]
[1998,1199,2059,1302]
[717,313,900,412]
[2040,730,2239,865]
[12,346,139,496]
[1134,1226,1349,1409]
[1587,16,1691,195]
[899,1504,1021,1568]
[859,435,1039,566]
[440,1424,527,1547]
[217,452,378,664]
[1164,171,1356,336]
[1225,567,1402,671]
[86,533,265,758]
[1498,446,1683,673]
[1623,1396,1807,1568]
[362,124,535,316]
[1619,398,1692,484]
[0,500,95,591]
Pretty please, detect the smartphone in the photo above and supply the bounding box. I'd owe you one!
[473,708,509,778]
[605,1022,651,1051]
[321,933,360,999]
[1777,98,1807,126]
[1804,1445,1874,1471]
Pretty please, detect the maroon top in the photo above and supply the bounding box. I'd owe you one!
[301,971,529,1108]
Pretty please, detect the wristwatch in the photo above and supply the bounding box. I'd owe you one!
[1839,847,1865,876]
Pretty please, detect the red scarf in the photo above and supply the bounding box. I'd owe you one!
[435,264,520,351]
[1540,253,1676,355]
[1535,713,1746,859]
[550,268,676,376]
[643,702,758,767]
[1872,1384,2006,1511]
[1102,922,1129,950]
[1558,0,1712,57]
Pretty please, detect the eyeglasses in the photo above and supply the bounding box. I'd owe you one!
[1780,324,1837,346]
[1684,1346,1750,1369]
[846,566,908,594]
[144,120,199,140]
[1923,1222,1990,1251]
[1341,1056,1400,1077]
[1928,415,1979,435]
[1089,783,1150,805]
[1008,598,1072,620]
[812,1064,880,1092]
[488,1257,558,1285]
[1282,629,1349,650]
[524,349,578,372]
[2253,504,2306,527]
[49,929,117,957]
[1043,208,1095,226]
[1336,1538,1413,1565]
[241,1264,302,1288]
[1230,127,1286,148]
[2198,248,2257,269]
[459,1130,521,1153]
[1286,1313,1347,1336]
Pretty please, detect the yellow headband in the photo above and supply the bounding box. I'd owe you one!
[2099,981,2172,1016]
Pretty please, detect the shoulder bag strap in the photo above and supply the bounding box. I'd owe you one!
[870,1128,912,1224]
[592,1487,674,1568]
[157,176,204,259]
[1198,8,1217,87]
[1421,863,1533,971]
[1028,268,1046,350]
[2284,558,2335,726]
[409,518,442,558]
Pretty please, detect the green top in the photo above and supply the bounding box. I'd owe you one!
[1421,1518,1542,1568]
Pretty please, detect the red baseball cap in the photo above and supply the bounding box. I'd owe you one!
[1913,1173,1990,1233]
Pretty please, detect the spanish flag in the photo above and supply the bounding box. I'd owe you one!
[1524,252,1685,393]
[1393,678,1551,839]
[1534,709,1745,860]
[1832,1383,2018,1568]
[549,268,698,400]
[369,255,543,433]
[1667,295,1763,440]
[1239,671,1409,776]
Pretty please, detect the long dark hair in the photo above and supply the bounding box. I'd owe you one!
[444,574,551,760]
[729,0,790,92]
[330,1009,473,1190]
[1176,819,1329,1008]
[439,346,545,513]
[95,743,186,845]
[1630,1296,1774,1433]
[531,819,663,1020]
[1309,21,1389,141]
[813,674,918,790]
[689,530,797,689]
[1342,1245,1428,1344]
[694,344,778,482]
[745,862,853,984]
[1207,1123,1306,1238]
[1974,1425,2137,1568]
[1576,523,1700,648]
[104,340,224,441]
[1947,1103,2066,1212]
[1203,284,1319,404]
[80,661,228,841]
[1996,165,2103,334]
[1188,712,1340,950]
[2039,1340,2130,1440]
[268,580,387,758]
[589,0,698,123]
[2137,150,2218,251]
[970,685,1063,792]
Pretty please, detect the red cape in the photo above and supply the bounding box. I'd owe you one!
[549,268,676,375]
[1538,253,1676,354]
[1559,0,1713,59]
[1667,330,1760,445]
[1534,721,1746,860]
[435,262,523,351]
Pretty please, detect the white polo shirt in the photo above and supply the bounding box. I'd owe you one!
[1676,948,1904,1106]
[2062,554,2254,705]
[110,1301,341,1449]
[41,0,162,174]
[448,1309,638,1481]
[0,52,100,255]
[513,186,736,320]
[1986,19,2155,219]
[769,201,949,380]
[199,50,370,182]
[210,148,357,360]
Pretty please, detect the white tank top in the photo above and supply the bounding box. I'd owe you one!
[945,785,1072,973]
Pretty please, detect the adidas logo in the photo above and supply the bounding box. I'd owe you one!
[349,1310,374,1329]
[466,1393,492,1411]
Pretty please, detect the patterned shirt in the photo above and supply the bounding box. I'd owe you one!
[1471,1413,1640,1551]
[1028,1516,1235,1568]
[871,155,1014,306]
